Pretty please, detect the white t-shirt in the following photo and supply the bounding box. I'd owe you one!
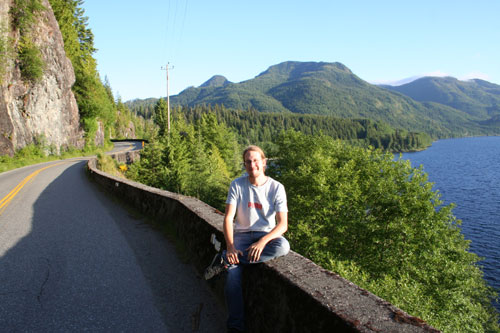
[226,176,288,232]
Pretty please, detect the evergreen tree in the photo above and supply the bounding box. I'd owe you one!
[153,98,168,137]
[49,0,116,144]
[196,113,240,176]
[127,138,166,189]
[163,115,194,194]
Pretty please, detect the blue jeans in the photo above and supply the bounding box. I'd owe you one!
[223,231,290,331]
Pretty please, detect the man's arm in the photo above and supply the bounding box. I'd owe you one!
[223,203,243,264]
[246,211,288,262]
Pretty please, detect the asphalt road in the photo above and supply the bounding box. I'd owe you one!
[0,144,225,332]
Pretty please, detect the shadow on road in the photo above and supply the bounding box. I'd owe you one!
[0,161,225,331]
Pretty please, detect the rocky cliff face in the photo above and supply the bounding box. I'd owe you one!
[0,0,84,157]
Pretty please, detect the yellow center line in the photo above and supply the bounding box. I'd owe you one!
[0,162,67,215]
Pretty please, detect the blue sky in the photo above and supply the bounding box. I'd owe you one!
[81,0,500,101]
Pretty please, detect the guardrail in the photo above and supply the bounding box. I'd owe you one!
[87,152,439,333]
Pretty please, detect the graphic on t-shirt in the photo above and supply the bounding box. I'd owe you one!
[248,202,263,210]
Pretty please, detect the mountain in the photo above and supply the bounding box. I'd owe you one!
[380,76,500,120]
[371,76,422,86]
[171,61,500,138]
[200,75,231,88]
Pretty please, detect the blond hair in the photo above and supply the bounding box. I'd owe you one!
[242,145,266,162]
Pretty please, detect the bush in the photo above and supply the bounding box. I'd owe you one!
[9,0,46,83]
[96,153,126,179]
[0,25,12,84]
[17,37,44,82]
[10,0,46,33]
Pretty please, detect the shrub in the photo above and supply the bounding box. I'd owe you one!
[9,0,46,83]
[9,0,46,34]
[18,36,44,83]
[96,153,125,179]
[0,25,13,84]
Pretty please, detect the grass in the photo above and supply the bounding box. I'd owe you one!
[0,142,113,173]
[95,153,128,179]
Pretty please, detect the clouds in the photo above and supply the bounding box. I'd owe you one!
[460,71,491,82]
[423,70,492,82]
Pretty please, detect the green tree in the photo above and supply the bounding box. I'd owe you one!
[267,130,499,333]
[50,0,116,145]
[126,137,167,190]
[196,112,240,176]
[127,111,239,211]
[187,135,231,211]
[153,98,168,136]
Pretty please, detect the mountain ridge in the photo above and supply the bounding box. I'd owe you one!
[171,61,500,138]
[380,76,500,120]
[200,75,231,88]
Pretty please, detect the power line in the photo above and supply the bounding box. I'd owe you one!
[172,0,189,62]
[163,0,189,64]
[163,1,172,64]
[164,0,179,63]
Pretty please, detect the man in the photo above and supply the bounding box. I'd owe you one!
[205,145,290,333]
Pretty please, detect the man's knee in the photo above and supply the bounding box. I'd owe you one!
[269,236,290,258]
[277,237,290,257]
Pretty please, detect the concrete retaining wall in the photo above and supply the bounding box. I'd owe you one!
[87,152,439,333]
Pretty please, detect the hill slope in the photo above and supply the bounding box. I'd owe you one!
[380,77,500,121]
[171,61,500,138]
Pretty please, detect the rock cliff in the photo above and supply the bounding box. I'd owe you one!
[0,0,84,157]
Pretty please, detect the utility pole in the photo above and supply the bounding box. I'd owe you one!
[161,63,174,134]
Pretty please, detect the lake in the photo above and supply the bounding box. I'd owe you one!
[402,136,500,314]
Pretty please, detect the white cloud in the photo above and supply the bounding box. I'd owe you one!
[371,71,454,86]
[422,70,450,78]
[423,70,491,82]
[459,71,491,82]
[370,76,422,86]
[370,70,493,86]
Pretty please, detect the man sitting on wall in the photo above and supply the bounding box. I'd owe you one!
[204,145,290,333]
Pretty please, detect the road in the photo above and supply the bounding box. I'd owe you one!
[0,143,225,332]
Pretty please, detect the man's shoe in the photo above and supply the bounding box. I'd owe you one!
[204,252,227,280]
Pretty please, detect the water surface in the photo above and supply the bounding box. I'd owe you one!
[402,136,500,313]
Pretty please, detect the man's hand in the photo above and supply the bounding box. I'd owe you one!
[226,245,243,265]
[246,238,268,262]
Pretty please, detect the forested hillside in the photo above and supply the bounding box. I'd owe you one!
[169,61,500,138]
[181,105,432,152]
[380,77,500,123]
[127,100,432,152]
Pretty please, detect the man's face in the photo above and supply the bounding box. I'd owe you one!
[244,150,266,179]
